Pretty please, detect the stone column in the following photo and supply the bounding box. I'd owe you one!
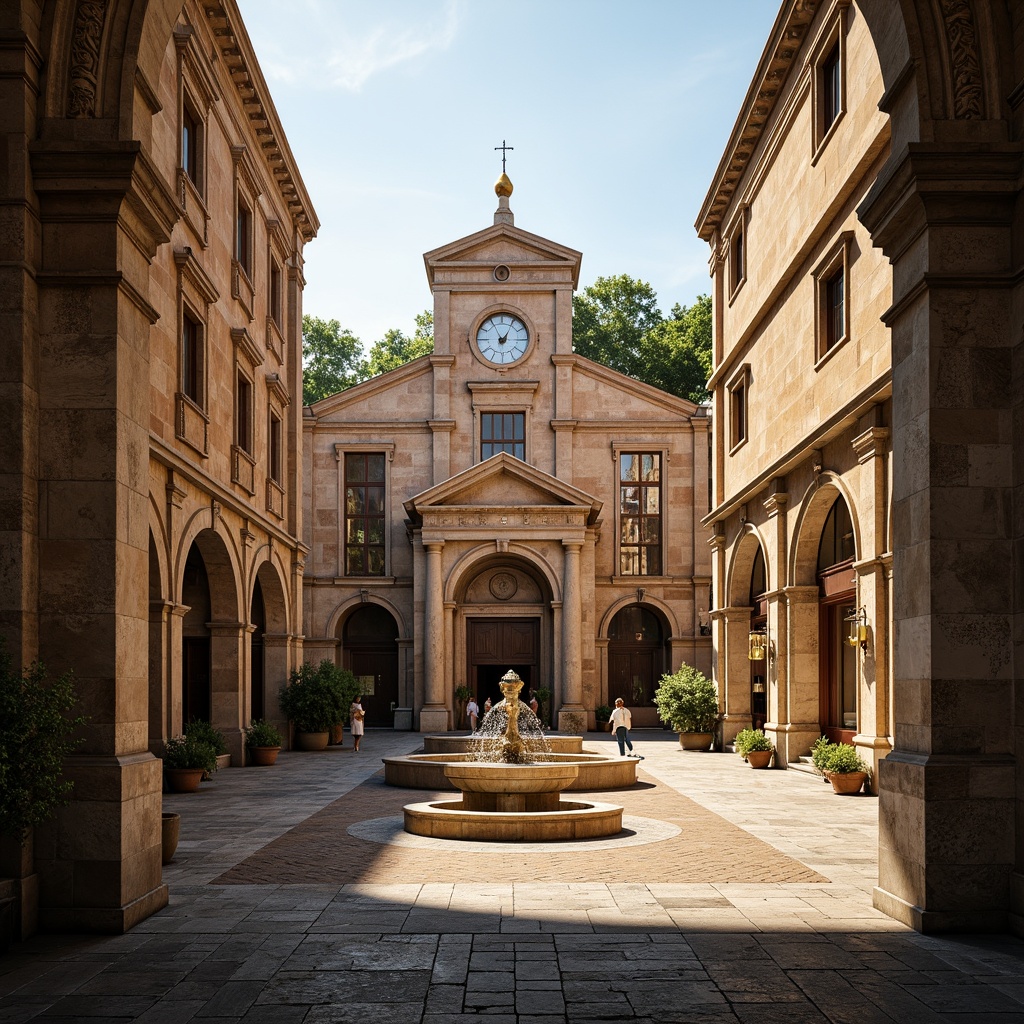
[208,621,245,763]
[860,146,1018,932]
[718,606,754,745]
[558,541,584,732]
[419,541,449,732]
[261,633,291,742]
[148,600,172,749]
[778,585,821,764]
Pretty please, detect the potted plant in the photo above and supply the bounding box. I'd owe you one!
[595,705,613,731]
[245,719,283,766]
[734,727,773,768]
[653,664,719,750]
[279,660,348,750]
[0,643,85,944]
[810,735,832,782]
[163,733,218,792]
[183,719,228,775]
[820,741,870,794]
[534,687,551,728]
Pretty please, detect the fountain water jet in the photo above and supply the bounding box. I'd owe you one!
[402,670,625,841]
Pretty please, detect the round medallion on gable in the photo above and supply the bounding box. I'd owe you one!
[489,572,519,601]
[493,264,510,282]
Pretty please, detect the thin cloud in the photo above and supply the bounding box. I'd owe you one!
[326,1,462,92]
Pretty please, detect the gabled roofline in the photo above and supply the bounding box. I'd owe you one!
[404,452,602,526]
[303,353,434,418]
[423,222,582,289]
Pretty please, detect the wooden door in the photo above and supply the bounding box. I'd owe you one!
[467,618,539,710]
[348,647,399,728]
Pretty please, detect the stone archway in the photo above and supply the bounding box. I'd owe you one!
[250,558,290,732]
[456,557,553,721]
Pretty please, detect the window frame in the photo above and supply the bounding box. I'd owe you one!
[727,206,748,302]
[480,411,526,461]
[334,443,395,579]
[808,3,848,161]
[468,380,539,466]
[181,305,204,407]
[235,370,253,456]
[812,231,853,367]
[173,25,214,245]
[725,363,750,454]
[615,449,664,578]
[342,450,388,578]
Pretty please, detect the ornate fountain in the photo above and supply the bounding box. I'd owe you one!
[402,670,625,841]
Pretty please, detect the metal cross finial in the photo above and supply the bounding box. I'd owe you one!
[494,139,514,174]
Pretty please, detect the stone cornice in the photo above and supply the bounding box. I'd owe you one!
[696,0,822,241]
[203,0,319,241]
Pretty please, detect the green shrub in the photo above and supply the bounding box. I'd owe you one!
[595,704,612,724]
[184,719,227,755]
[821,742,870,776]
[810,735,833,775]
[280,660,359,732]
[245,719,283,749]
[163,734,218,775]
[653,664,719,733]
[735,728,772,756]
[0,642,86,841]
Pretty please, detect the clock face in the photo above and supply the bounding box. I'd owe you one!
[476,314,529,365]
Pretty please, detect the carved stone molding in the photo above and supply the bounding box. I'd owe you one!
[67,0,107,118]
[941,0,984,119]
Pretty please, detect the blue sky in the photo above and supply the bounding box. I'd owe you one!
[239,0,780,346]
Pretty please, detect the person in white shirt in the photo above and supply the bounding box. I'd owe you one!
[467,697,479,732]
[609,697,641,757]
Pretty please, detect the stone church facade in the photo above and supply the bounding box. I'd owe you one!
[302,183,713,732]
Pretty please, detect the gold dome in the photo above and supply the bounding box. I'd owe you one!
[494,172,513,198]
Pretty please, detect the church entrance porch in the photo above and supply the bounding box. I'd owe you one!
[467,617,540,715]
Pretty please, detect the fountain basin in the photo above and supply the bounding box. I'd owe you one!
[383,752,638,791]
[422,734,584,755]
[403,799,624,841]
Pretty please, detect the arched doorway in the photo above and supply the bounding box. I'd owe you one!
[250,578,266,723]
[817,496,856,744]
[181,543,212,724]
[608,605,667,712]
[748,547,768,731]
[343,605,399,728]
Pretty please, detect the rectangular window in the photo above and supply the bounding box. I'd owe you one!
[236,199,252,278]
[481,412,525,460]
[269,258,282,326]
[268,411,282,484]
[823,42,841,132]
[619,452,661,576]
[182,308,203,406]
[182,98,201,190]
[826,267,845,351]
[730,379,747,449]
[731,226,745,294]
[345,452,386,576]
[236,372,252,455]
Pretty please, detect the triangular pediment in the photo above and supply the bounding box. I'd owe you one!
[424,223,581,289]
[404,452,601,525]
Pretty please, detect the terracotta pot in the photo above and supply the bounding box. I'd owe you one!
[599,722,612,732]
[828,770,867,795]
[249,745,281,766]
[165,767,204,793]
[679,731,714,751]
[330,723,344,745]
[295,731,329,751]
[161,812,180,864]
[747,749,773,769]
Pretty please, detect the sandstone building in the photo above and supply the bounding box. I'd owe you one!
[700,0,1024,934]
[303,180,712,732]
[1,0,314,934]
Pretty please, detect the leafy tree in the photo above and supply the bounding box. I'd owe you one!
[572,277,712,403]
[366,310,434,376]
[572,275,663,380]
[639,295,713,403]
[302,315,367,405]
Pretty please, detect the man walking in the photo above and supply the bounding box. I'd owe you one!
[609,697,641,758]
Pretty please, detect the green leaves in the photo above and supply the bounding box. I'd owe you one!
[0,644,86,841]
[302,315,367,404]
[572,277,712,403]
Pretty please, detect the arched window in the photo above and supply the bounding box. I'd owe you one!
[817,496,856,742]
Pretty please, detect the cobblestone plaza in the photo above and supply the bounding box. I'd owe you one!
[4,732,1024,1022]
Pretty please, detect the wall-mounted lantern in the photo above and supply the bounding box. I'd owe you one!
[844,607,869,651]
[748,629,767,661]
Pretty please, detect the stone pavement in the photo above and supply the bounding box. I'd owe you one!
[3,730,1024,1022]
